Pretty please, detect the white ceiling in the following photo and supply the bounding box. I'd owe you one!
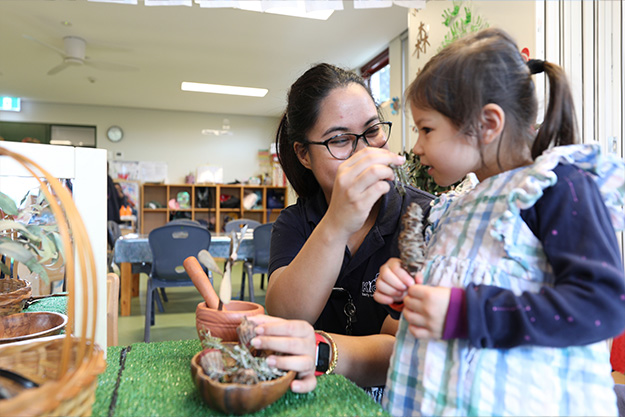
[0,0,409,118]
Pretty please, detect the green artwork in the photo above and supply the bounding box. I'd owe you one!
[439,1,489,52]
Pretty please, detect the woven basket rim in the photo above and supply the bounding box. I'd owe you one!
[0,145,103,416]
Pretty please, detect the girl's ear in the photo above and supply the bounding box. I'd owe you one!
[479,103,505,145]
[293,142,312,169]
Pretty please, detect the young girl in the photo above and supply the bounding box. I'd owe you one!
[374,28,625,416]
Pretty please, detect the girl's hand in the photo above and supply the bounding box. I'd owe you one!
[403,284,451,339]
[326,148,405,237]
[374,258,416,305]
[247,315,317,393]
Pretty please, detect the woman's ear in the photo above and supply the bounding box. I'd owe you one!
[479,103,505,145]
[293,142,312,169]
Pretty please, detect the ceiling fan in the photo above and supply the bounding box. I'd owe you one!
[24,35,138,76]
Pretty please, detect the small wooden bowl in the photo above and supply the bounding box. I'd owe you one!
[195,301,264,342]
[0,312,67,344]
[190,348,296,415]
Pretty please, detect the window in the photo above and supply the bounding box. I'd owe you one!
[361,49,390,104]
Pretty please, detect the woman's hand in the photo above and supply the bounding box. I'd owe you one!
[325,148,405,238]
[248,315,317,393]
[403,284,451,339]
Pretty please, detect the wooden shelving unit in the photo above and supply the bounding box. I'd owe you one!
[140,183,287,234]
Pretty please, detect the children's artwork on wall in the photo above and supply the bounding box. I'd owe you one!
[110,160,140,180]
[439,1,489,52]
[139,161,167,183]
[391,97,401,115]
[413,21,430,59]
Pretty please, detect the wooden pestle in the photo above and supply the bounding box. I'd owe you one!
[183,256,221,309]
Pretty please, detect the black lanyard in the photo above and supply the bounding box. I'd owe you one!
[332,287,357,335]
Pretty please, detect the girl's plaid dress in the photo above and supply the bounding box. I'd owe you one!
[384,144,625,416]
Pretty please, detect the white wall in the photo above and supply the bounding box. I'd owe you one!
[406,0,538,147]
[1,101,280,184]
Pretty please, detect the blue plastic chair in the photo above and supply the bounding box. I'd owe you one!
[145,223,211,342]
[241,222,273,302]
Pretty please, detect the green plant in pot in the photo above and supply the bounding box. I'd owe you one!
[401,151,459,196]
[0,187,62,284]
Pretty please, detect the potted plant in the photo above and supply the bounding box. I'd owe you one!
[0,186,62,295]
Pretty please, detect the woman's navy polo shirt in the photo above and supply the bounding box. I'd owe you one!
[269,185,434,336]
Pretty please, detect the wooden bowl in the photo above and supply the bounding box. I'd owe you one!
[190,348,296,415]
[195,301,264,342]
[0,312,67,344]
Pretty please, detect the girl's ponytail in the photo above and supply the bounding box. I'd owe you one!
[531,61,579,159]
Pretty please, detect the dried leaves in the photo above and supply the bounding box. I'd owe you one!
[199,317,285,384]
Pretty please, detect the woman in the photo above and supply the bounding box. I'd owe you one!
[265,63,433,395]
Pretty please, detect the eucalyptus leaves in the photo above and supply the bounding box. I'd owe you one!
[0,188,62,283]
[198,318,285,385]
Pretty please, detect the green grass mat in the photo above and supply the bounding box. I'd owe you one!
[94,339,389,417]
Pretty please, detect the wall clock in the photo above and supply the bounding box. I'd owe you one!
[107,125,124,142]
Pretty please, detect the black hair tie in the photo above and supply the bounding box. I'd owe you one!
[527,59,545,74]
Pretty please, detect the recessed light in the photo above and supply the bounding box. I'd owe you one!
[181,82,268,97]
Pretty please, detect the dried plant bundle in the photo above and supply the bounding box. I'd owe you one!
[398,202,425,277]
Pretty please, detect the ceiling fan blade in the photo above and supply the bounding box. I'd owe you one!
[84,59,138,72]
[23,35,65,57]
[47,62,71,76]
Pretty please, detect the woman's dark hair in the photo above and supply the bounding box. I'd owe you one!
[406,27,578,163]
[276,63,376,198]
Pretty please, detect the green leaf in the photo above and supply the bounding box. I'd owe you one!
[36,233,57,264]
[0,191,18,216]
[0,220,42,244]
[0,262,11,276]
[0,240,49,283]
[51,231,65,260]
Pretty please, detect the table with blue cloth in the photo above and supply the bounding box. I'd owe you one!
[113,233,253,316]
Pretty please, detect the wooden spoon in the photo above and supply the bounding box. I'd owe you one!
[183,256,220,309]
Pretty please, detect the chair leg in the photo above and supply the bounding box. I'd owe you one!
[144,281,153,343]
[260,274,265,290]
[159,287,169,302]
[243,262,255,303]
[248,271,255,304]
[239,269,246,301]
[155,289,165,313]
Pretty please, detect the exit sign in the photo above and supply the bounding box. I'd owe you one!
[0,97,20,112]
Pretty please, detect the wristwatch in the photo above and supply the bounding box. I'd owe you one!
[314,332,330,376]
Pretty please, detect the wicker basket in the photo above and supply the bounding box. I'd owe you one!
[0,277,31,316]
[0,146,105,416]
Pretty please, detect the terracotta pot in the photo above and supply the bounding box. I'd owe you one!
[195,301,264,342]
[190,348,295,415]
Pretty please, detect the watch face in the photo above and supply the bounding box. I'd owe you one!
[107,126,123,142]
[315,341,330,373]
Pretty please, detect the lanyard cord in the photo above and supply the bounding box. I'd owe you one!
[332,287,356,335]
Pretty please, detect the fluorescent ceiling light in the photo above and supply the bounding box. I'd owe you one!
[181,82,268,97]
[265,8,334,20]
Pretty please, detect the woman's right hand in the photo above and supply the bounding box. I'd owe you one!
[374,257,417,305]
[248,315,317,393]
[325,147,405,237]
